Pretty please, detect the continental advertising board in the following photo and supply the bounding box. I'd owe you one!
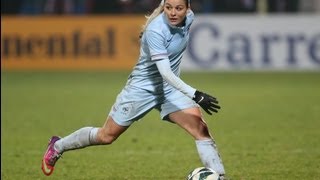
[2,15,320,71]
[1,16,144,70]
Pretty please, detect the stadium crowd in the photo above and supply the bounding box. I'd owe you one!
[2,0,320,15]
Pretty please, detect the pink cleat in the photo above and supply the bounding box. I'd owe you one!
[41,136,62,176]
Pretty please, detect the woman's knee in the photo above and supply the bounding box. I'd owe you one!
[97,128,118,145]
[169,108,212,139]
[194,120,211,139]
[97,117,129,145]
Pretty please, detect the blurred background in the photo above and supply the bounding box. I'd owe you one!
[2,0,320,15]
[1,0,320,71]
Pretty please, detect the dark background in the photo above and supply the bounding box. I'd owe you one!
[1,0,309,15]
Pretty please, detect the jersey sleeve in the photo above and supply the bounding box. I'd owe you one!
[155,59,196,99]
[145,30,168,61]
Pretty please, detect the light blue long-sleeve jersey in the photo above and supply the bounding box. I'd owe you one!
[128,10,196,98]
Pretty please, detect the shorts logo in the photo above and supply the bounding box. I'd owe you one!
[122,107,129,113]
[120,103,133,116]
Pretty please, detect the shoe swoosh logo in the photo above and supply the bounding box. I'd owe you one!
[42,159,52,175]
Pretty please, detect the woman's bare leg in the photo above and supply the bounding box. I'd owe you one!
[168,107,225,175]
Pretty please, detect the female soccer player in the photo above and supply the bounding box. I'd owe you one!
[41,0,226,178]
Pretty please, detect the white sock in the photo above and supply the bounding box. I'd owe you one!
[54,127,99,153]
[195,139,225,175]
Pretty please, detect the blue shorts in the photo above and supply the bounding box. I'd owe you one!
[108,85,198,126]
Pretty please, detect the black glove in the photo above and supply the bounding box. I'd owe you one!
[193,90,221,115]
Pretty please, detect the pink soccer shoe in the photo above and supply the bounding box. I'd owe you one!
[41,136,62,176]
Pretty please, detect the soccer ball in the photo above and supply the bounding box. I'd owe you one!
[186,167,220,180]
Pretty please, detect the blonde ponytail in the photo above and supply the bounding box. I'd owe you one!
[139,0,190,38]
[140,2,165,37]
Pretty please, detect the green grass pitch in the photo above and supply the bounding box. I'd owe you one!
[1,71,320,179]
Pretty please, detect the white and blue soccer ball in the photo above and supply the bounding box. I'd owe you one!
[186,167,220,180]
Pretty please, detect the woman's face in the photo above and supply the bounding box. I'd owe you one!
[163,0,189,27]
